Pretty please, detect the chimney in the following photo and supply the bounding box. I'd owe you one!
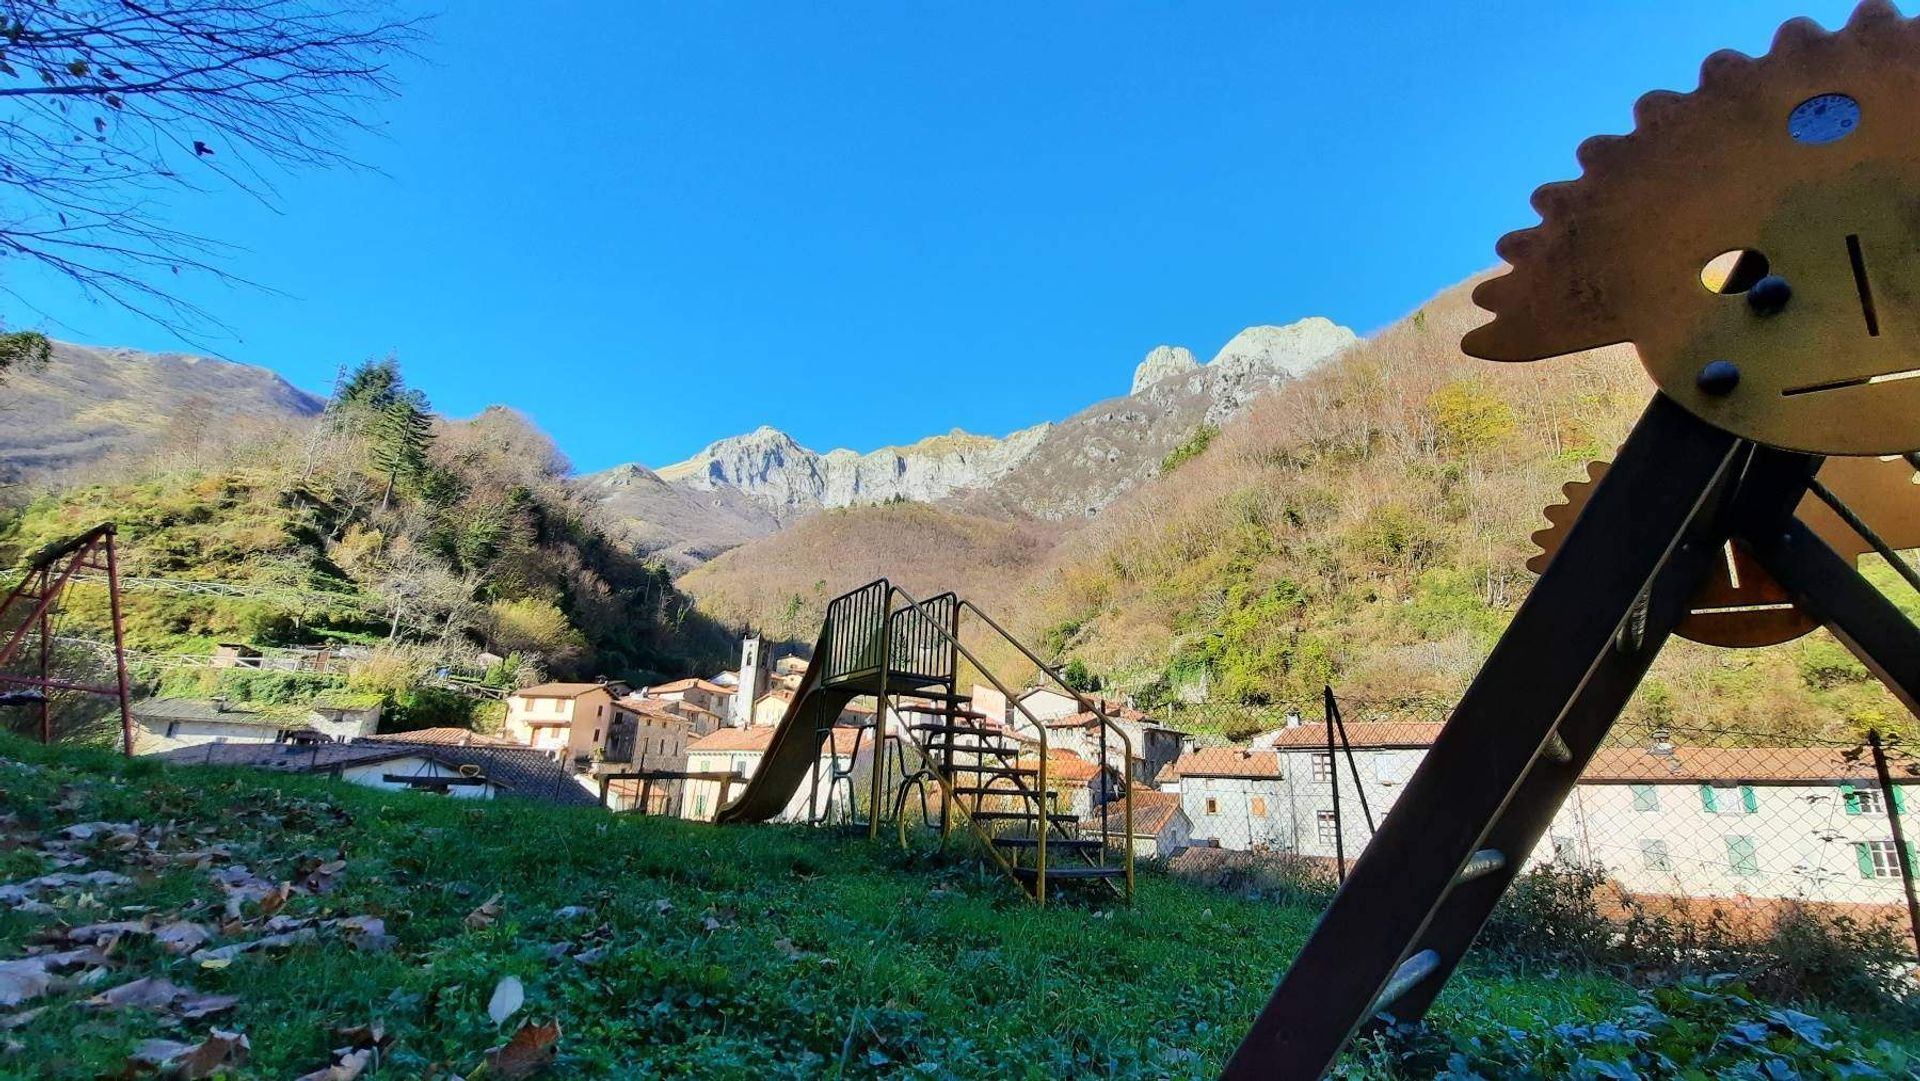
[1284,708,1302,729]
[212,695,229,714]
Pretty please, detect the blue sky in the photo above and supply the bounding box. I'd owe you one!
[5,1,1859,474]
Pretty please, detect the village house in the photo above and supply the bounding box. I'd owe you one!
[1157,747,1289,851]
[1259,722,1445,862]
[146,736,599,807]
[604,698,693,771]
[501,681,627,764]
[752,687,796,727]
[1013,686,1082,724]
[1016,748,1125,819]
[679,726,871,823]
[1045,702,1189,785]
[644,677,734,720]
[130,697,383,755]
[1542,744,1917,911]
[1087,786,1192,860]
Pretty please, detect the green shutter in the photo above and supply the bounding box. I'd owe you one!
[1727,836,1758,876]
[1740,785,1758,813]
[1701,784,1717,812]
[1842,784,1860,815]
[1895,786,1908,815]
[1857,842,1876,879]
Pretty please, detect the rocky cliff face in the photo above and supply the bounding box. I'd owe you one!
[588,315,1359,565]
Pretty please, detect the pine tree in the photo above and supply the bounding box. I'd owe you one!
[338,354,403,410]
[371,389,434,511]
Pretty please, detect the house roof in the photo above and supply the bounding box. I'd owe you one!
[756,688,795,705]
[1086,788,1184,836]
[1018,749,1105,784]
[361,727,517,748]
[148,738,600,807]
[687,725,864,756]
[131,698,298,728]
[649,678,734,696]
[1158,747,1283,782]
[1256,722,1444,751]
[513,682,617,699]
[1581,746,1882,785]
[688,727,778,753]
[613,699,695,726]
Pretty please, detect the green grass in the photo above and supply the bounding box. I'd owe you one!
[0,735,1908,1079]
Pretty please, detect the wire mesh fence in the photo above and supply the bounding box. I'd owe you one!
[1155,694,1920,956]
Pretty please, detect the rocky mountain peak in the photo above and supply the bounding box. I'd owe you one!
[1131,345,1201,394]
[1209,316,1358,379]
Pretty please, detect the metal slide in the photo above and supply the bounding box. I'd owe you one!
[711,635,857,824]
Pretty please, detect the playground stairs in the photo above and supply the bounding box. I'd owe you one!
[714,579,1134,906]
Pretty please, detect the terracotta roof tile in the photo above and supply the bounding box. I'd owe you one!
[1160,747,1283,781]
[514,682,617,699]
[1581,746,1880,784]
[1255,722,1443,750]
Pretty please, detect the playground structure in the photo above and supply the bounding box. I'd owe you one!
[714,579,1135,905]
[0,523,135,755]
[1223,4,1920,1076]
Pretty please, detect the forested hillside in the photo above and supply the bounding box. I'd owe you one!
[0,357,733,711]
[689,278,1917,744]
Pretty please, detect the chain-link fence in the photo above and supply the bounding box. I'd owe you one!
[1155,694,1920,957]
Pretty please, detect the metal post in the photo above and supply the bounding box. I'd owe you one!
[36,567,51,745]
[102,533,135,757]
[1867,730,1920,953]
[868,604,891,841]
[1329,688,1377,833]
[1325,687,1346,883]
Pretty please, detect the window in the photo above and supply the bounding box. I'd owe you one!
[1857,840,1908,879]
[592,729,601,743]
[1726,835,1760,876]
[1204,797,1219,816]
[1250,797,1268,817]
[695,794,708,817]
[1701,784,1757,815]
[165,721,180,738]
[1311,754,1333,782]
[1842,784,1885,815]
[597,705,604,717]
[1316,811,1339,845]
[1552,836,1579,864]
[1630,784,1660,812]
[1640,838,1671,871]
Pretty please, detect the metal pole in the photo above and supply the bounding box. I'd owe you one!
[1325,687,1346,883]
[102,533,135,757]
[1867,730,1920,953]
[36,567,51,744]
[868,603,891,841]
[1329,689,1377,833]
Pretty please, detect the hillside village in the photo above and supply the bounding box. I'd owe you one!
[7,2,1920,1076]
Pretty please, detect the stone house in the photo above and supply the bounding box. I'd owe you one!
[1045,703,1189,786]
[1158,747,1289,851]
[130,698,382,755]
[1088,787,1192,859]
[604,699,693,771]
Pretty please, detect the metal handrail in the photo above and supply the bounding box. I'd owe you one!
[957,599,1135,903]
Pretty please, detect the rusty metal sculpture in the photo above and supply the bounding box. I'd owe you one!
[1224,5,1920,1077]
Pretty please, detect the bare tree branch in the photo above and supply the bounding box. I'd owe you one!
[0,0,426,336]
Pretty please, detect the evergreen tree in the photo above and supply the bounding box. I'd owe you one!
[338,355,403,410]
[371,389,434,510]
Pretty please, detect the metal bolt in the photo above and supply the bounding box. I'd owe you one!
[1747,274,1792,315]
[1697,360,1741,396]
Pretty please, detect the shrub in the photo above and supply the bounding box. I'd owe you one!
[1160,424,1218,474]
[1478,862,1615,969]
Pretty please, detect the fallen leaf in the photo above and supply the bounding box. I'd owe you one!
[487,976,523,1025]
[650,899,672,916]
[465,893,503,931]
[295,1047,373,1081]
[0,870,131,906]
[484,1020,559,1080]
[129,1028,249,1078]
[0,962,51,1009]
[86,976,238,1019]
[153,921,213,956]
[550,906,590,920]
[0,1007,41,1031]
[337,915,395,953]
[570,946,608,965]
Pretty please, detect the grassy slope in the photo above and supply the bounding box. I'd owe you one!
[0,735,1689,1080]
